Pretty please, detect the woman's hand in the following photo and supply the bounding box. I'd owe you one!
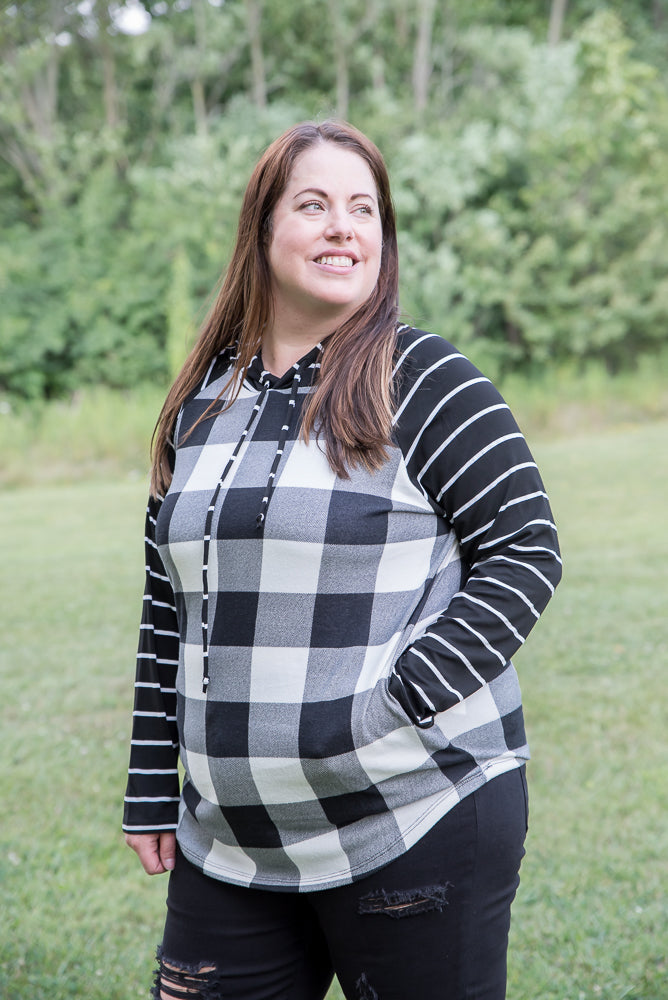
[125,831,177,875]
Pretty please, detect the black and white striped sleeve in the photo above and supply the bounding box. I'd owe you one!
[390,333,562,725]
[122,494,181,833]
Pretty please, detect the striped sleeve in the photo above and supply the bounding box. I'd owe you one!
[390,332,562,724]
[122,494,181,833]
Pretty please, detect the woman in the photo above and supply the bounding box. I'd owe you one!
[123,120,561,1000]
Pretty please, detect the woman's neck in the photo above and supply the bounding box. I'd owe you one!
[261,316,331,377]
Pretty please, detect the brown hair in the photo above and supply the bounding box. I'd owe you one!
[150,119,400,497]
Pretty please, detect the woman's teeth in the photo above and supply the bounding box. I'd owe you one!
[315,256,354,267]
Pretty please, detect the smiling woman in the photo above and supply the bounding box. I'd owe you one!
[122,119,562,1000]
[265,143,383,367]
[148,120,400,487]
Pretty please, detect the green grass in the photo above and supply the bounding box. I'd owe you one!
[0,385,165,489]
[505,423,668,1000]
[1,419,667,999]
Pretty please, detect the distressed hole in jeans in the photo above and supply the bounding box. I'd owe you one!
[355,972,379,1000]
[151,947,223,1000]
[357,883,451,919]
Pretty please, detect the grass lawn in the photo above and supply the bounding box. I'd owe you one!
[1,419,666,999]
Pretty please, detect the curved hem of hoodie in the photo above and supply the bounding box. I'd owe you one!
[175,754,527,893]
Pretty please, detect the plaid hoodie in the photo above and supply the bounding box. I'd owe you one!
[123,326,562,891]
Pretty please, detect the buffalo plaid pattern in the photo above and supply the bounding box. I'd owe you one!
[124,327,562,891]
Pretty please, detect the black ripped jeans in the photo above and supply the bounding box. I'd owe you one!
[155,767,528,1000]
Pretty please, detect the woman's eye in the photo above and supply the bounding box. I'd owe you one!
[355,204,374,216]
[302,200,324,211]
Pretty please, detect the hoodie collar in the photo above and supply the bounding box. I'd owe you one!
[244,342,323,391]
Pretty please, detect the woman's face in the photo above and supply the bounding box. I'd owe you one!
[267,142,383,332]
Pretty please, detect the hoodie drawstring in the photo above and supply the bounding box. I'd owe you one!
[255,363,303,530]
[199,346,322,693]
[200,375,271,693]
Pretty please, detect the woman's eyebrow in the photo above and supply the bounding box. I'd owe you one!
[292,187,377,202]
[293,187,328,200]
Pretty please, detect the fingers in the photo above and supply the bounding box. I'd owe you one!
[159,831,177,872]
[125,831,177,875]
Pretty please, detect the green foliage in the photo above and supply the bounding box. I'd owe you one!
[393,12,668,379]
[166,247,195,380]
[0,384,165,488]
[2,4,668,397]
[0,165,167,396]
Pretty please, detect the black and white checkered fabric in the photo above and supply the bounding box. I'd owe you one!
[123,327,562,891]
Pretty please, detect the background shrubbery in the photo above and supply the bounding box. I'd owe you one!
[2,1,668,398]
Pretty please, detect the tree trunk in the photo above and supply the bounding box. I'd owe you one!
[652,0,665,29]
[360,0,384,95]
[548,0,568,47]
[191,0,209,136]
[18,38,59,146]
[330,3,350,120]
[244,0,266,109]
[3,32,62,203]
[101,41,119,130]
[96,3,121,132]
[413,0,437,116]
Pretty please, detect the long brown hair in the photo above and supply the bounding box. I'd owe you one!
[150,119,400,497]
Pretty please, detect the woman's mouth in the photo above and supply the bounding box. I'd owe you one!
[313,255,356,268]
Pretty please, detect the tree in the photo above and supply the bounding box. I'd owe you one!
[548,0,568,45]
[244,0,266,109]
[412,0,438,115]
[3,1,668,398]
[0,0,70,207]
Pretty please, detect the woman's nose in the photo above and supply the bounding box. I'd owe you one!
[324,208,353,241]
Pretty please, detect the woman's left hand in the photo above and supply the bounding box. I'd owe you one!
[125,831,177,875]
